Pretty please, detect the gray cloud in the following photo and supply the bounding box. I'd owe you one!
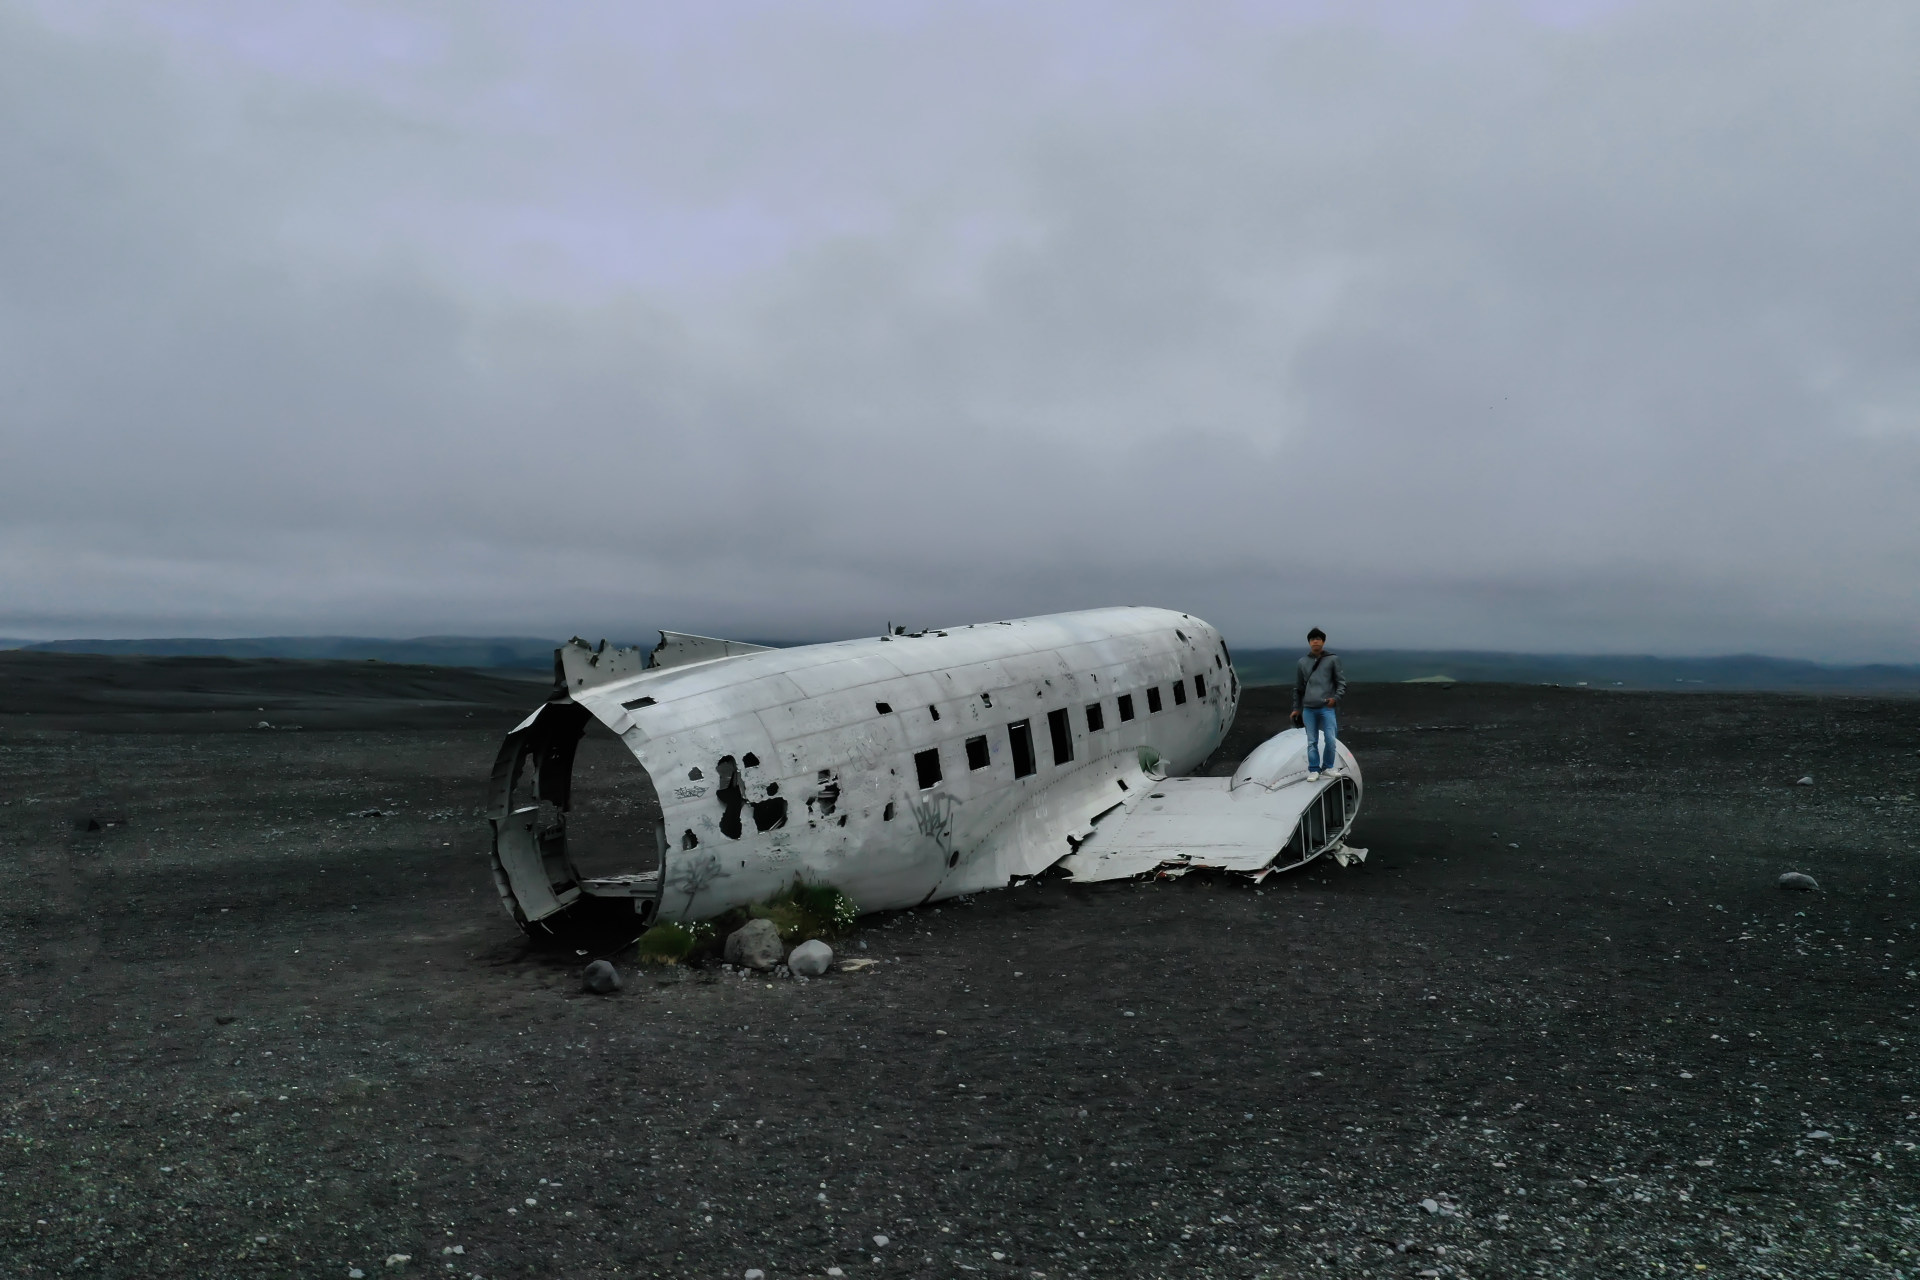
[2,1,1916,658]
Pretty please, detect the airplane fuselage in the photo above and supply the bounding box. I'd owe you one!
[488,607,1244,929]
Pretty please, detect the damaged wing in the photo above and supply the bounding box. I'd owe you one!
[1057,728,1363,883]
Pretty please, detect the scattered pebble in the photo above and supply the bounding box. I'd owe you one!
[384,1255,410,1269]
[583,959,622,994]
[745,1269,765,1279]
[873,1234,890,1247]
[1796,775,1814,786]
[1420,1198,1440,1214]
[1778,872,1820,891]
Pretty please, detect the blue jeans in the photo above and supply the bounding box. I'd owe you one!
[1302,705,1338,774]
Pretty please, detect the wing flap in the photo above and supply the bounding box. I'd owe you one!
[1058,770,1358,882]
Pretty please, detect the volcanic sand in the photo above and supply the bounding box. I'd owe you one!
[1,651,1916,1277]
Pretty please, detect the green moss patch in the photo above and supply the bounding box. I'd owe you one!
[634,921,712,964]
[754,880,860,941]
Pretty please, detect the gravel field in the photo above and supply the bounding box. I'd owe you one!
[1,651,1916,1279]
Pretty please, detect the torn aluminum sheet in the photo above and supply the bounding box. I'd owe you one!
[484,607,1363,935]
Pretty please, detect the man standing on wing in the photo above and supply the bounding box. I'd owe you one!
[1290,627,1346,782]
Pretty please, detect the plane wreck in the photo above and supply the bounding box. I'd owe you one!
[485,607,1363,935]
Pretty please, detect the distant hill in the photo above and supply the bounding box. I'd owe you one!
[17,635,1920,693]
[1233,648,1920,694]
[19,635,570,671]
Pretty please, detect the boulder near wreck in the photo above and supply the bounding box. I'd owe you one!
[486,607,1362,935]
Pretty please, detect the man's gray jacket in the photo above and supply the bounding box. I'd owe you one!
[1292,653,1347,713]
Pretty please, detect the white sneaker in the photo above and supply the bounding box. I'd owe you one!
[1323,763,1343,777]
[1307,770,1320,782]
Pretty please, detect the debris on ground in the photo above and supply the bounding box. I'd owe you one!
[1778,872,1820,891]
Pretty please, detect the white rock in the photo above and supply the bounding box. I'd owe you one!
[1778,872,1820,892]
[583,959,622,993]
[1796,775,1814,785]
[384,1255,411,1269]
[789,939,833,977]
[745,1270,766,1279]
[873,1234,890,1247]
[1420,1198,1440,1214]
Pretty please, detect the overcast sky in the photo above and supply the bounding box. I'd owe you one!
[3,1,1915,659]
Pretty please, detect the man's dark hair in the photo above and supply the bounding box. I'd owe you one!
[1307,627,1326,642]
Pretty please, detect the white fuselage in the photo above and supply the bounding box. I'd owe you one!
[505,607,1240,924]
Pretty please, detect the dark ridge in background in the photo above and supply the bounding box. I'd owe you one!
[2,634,567,670]
[3,635,1918,693]
[1233,648,1920,694]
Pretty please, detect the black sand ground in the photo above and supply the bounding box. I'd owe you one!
[1,652,1916,1279]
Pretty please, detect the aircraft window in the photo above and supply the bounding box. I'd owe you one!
[1172,679,1187,705]
[742,752,760,768]
[1117,693,1135,721]
[1007,720,1036,778]
[914,748,942,790]
[716,756,745,839]
[883,801,895,821]
[980,692,993,708]
[1146,686,1163,713]
[1047,708,1074,766]
[621,695,655,709]
[1085,702,1104,732]
[875,702,892,714]
[752,796,787,832]
[681,829,699,849]
[1194,673,1206,697]
[929,705,941,721]
[965,735,990,770]
[1230,671,1239,699]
